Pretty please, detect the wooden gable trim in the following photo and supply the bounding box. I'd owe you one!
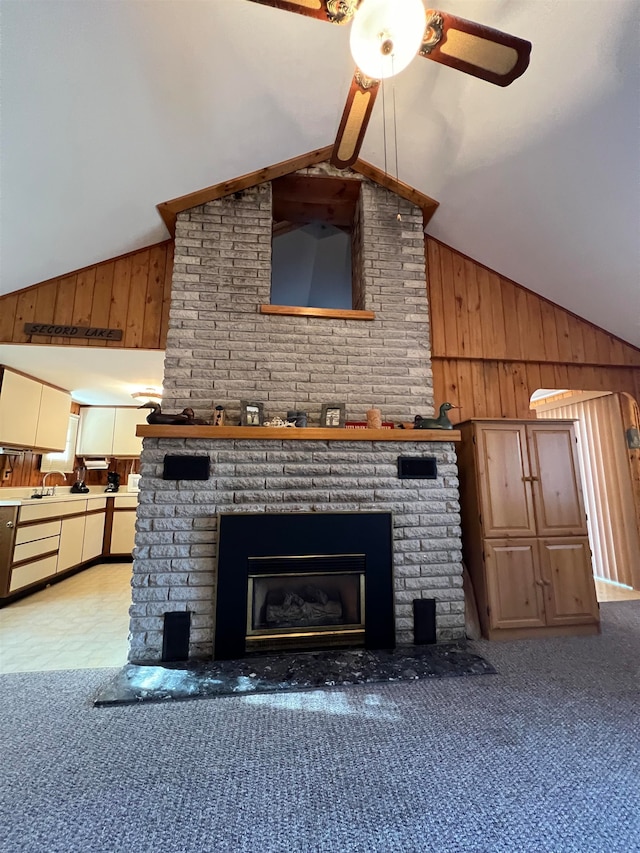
[157,146,440,236]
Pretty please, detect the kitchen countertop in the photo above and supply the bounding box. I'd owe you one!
[0,488,139,507]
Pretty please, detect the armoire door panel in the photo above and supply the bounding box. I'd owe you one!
[484,539,546,630]
[475,424,537,538]
[527,424,589,536]
[538,537,599,625]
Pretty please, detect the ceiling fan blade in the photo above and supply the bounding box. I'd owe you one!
[244,0,358,25]
[419,10,531,87]
[331,71,380,170]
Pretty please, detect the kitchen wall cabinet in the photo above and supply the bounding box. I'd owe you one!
[77,407,147,457]
[0,367,70,451]
[458,419,599,640]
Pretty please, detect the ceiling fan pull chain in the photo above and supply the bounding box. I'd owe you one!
[391,56,401,222]
[381,75,388,180]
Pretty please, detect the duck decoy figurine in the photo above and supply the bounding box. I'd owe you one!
[138,402,192,425]
[413,402,459,430]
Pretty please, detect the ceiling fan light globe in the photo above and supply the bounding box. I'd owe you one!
[350,0,426,79]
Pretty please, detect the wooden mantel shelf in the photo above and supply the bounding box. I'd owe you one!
[137,425,461,442]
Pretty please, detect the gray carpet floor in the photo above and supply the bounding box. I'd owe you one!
[1,601,639,853]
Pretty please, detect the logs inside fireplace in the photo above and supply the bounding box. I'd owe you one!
[215,512,394,659]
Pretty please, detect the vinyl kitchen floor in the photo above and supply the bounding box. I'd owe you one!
[0,563,131,674]
[0,567,638,675]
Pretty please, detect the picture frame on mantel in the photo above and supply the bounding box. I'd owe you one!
[320,403,345,428]
[240,401,264,426]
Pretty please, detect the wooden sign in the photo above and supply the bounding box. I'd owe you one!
[24,323,123,341]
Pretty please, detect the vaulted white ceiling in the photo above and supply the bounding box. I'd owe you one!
[2,0,639,345]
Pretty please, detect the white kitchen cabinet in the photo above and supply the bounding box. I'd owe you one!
[0,369,42,447]
[77,408,116,456]
[113,408,147,456]
[77,407,147,456]
[110,510,136,554]
[35,385,71,451]
[82,512,106,562]
[57,515,86,572]
[10,555,58,593]
[0,367,70,451]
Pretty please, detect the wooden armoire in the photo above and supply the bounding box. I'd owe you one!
[457,419,600,640]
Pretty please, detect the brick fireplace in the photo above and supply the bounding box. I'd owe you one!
[128,163,464,662]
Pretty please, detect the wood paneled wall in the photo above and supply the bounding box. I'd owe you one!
[0,241,174,349]
[0,452,139,490]
[427,238,640,422]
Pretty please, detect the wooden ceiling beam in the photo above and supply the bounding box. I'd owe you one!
[272,175,361,204]
[272,199,355,228]
[157,146,334,236]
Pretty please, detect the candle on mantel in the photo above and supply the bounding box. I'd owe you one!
[366,407,382,429]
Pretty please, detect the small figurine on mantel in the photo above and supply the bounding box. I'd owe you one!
[399,402,459,430]
[138,402,208,425]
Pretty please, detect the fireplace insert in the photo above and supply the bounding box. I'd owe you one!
[215,512,394,659]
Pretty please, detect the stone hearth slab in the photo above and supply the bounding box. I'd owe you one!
[93,645,495,706]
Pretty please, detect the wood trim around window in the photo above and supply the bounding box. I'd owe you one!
[259,305,375,321]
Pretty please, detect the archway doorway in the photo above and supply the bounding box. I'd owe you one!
[530,389,640,599]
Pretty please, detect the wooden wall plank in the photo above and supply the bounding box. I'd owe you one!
[498,361,517,417]
[452,252,470,357]
[426,239,446,356]
[71,268,97,347]
[470,360,488,417]
[108,257,132,347]
[483,361,502,418]
[499,278,521,360]
[512,362,533,417]
[89,262,115,346]
[488,274,507,360]
[160,242,175,350]
[124,250,150,348]
[439,246,460,357]
[32,282,59,345]
[463,259,483,357]
[566,315,586,363]
[0,294,18,342]
[142,243,167,348]
[476,266,497,357]
[12,290,37,343]
[50,274,77,345]
[525,361,542,394]
[524,292,545,361]
[538,362,557,389]
[539,300,560,362]
[553,306,573,363]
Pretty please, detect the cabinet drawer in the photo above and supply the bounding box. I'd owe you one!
[14,535,60,564]
[88,498,107,510]
[9,555,58,592]
[19,500,88,523]
[15,520,62,545]
[113,495,138,509]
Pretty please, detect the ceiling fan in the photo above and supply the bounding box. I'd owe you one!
[245,0,531,169]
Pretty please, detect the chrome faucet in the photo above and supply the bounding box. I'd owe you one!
[38,470,67,497]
